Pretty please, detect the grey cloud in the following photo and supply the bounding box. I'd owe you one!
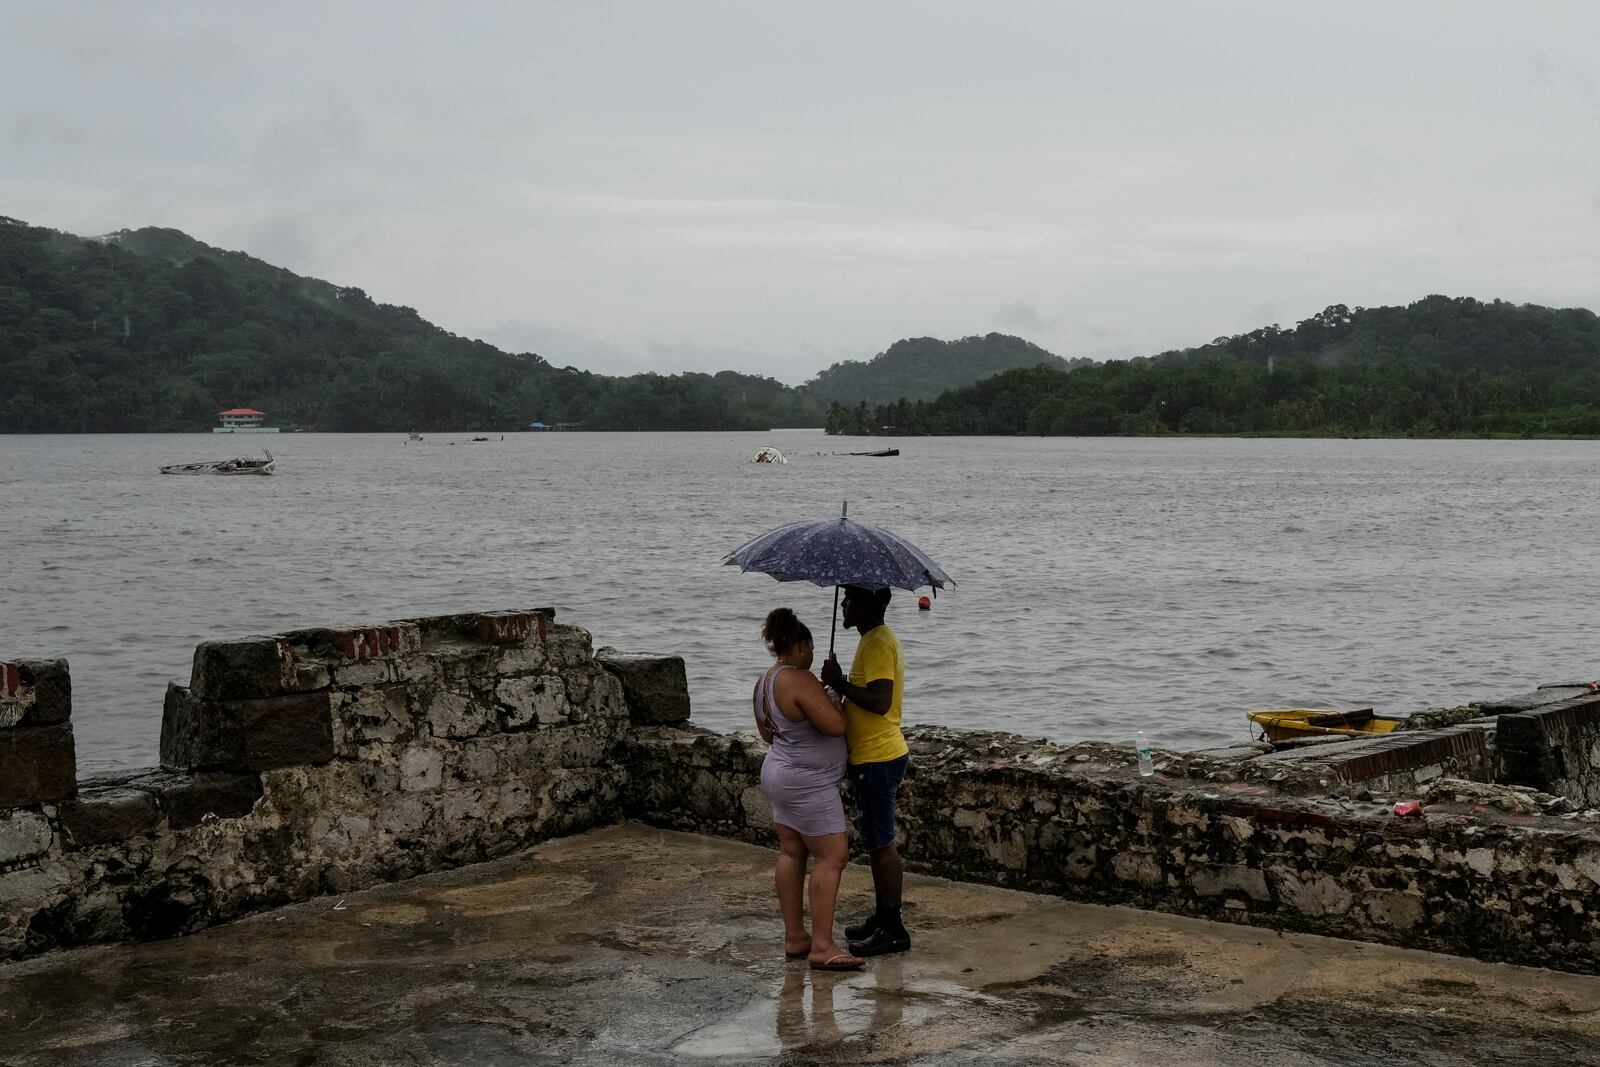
[243,216,316,275]
[991,300,1057,333]
[644,340,812,384]
[1240,304,1283,332]
[3,2,1598,376]
[477,321,640,375]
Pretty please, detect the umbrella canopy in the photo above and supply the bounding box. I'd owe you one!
[723,515,953,592]
[724,503,953,655]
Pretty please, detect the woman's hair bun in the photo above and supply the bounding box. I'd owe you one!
[762,607,811,653]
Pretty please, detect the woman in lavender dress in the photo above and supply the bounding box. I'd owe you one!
[753,608,863,971]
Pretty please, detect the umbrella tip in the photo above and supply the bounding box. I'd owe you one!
[842,500,848,518]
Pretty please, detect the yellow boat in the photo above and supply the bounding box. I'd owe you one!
[1247,707,1402,742]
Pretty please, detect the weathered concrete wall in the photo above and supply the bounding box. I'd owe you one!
[1496,691,1600,806]
[7,614,1600,977]
[625,722,1600,974]
[0,610,674,960]
[0,660,76,809]
[1253,722,1493,796]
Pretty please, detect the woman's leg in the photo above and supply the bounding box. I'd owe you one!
[801,830,856,963]
[774,824,810,955]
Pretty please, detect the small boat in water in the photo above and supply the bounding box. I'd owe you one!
[851,448,900,457]
[754,447,788,464]
[160,450,275,476]
[407,432,423,442]
[1247,707,1401,742]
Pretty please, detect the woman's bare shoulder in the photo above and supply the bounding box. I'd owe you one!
[780,666,828,691]
[765,665,809,720]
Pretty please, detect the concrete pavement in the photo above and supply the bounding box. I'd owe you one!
[2,824,1598,1066]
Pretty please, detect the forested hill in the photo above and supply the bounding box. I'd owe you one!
[1152,297,1600,372]
[826,297,1600,437]
[16,215,1594,439]
[804,334,1090,406]
[0,218,820,432]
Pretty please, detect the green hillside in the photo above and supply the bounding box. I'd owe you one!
[827,297,1600,437]
[804,333,1089,406]
[0,218,819,433]
[16,214,1585,439]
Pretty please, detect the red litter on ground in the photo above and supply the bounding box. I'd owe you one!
[917,596,931,610]
[1393,801,1423,817]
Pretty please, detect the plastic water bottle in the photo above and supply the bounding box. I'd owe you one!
[1135,731,1154,777]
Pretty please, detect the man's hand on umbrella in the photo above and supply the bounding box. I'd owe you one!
[820,654,844,690]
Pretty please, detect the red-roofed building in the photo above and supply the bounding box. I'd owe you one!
[214,408,279,434]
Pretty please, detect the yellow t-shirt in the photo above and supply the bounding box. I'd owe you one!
[843,624,908,765]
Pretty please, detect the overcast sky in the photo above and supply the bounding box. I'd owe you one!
[3,2,1597,382]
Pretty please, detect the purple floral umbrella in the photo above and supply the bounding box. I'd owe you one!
[723,501,954,654]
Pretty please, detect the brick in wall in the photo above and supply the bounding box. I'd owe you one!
[1306,724,1488,784]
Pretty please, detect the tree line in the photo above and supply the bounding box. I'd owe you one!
[827,297,1600,437]
[0,219,819,433]
[8,215,1598,439]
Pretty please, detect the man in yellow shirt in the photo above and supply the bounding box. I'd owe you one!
[821,585,911,956]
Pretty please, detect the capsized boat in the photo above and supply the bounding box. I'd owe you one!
[1247,707,1401,742]
[160,450,275,476]
[754,447,787,464]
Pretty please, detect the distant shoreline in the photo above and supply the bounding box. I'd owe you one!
[3,428,1595,441]
[825,430,1600,441]
[27,421,1592,441]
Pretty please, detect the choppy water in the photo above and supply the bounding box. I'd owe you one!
[3,431,1597,774]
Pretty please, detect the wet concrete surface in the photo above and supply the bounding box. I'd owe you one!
[2,824,1599,1066]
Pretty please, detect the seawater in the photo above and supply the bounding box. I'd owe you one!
[3,431,1597,774]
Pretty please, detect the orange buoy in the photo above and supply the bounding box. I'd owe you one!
[917,596,931,610]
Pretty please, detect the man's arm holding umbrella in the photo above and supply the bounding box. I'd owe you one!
[820,657,893,715]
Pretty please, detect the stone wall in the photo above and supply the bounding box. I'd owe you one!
[0,610,686,961]
[7,611,1600,977]
[1496,691,1600,806]
[0,660,76,809]
[625,723,1600,975]
[1252,723,1493,796]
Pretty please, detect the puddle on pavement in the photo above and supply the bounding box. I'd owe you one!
[671,964,1002,1058]
[359,902,431,925]
[432,871,595,914]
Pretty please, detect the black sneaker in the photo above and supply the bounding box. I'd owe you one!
[844,912,881,942]
[848,926,911,957]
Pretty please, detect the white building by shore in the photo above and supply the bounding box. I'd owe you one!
[213,408,280,433]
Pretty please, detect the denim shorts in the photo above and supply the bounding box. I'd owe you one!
[849,754,909,851]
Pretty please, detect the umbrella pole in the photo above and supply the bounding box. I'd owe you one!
[830,500,848,658]
[829,585,840,658]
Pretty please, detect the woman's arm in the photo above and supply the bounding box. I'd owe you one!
[791,671,848,736]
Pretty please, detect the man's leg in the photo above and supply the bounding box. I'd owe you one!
[853,842,908,954]
[866,843,903,910]
[848,756,911,956]
[844,762,884,940]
